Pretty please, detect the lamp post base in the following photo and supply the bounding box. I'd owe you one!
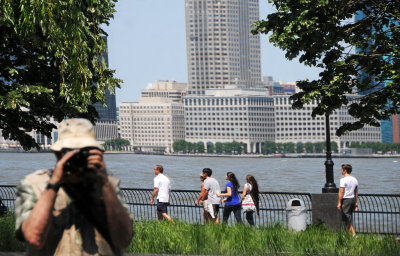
[322,187,339,193]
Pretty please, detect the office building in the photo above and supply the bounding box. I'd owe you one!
[273,95,382,149]
[184,88,275,153]
[185,0,262,95]
[119,81,187,152]
[92,36,118,141]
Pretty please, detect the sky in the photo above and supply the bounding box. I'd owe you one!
[103,0,321,104]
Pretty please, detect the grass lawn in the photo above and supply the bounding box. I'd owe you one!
[1,214,399,255]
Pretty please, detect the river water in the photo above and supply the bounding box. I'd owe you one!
[0,153,399,194]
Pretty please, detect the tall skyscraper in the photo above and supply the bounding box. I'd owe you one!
[93,36,117,122]
[93,36,118,141]
[185,0,262,95]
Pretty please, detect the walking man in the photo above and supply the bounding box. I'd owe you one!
[150,165,173,222]
[198,168,221,223]
[337,164,358,235]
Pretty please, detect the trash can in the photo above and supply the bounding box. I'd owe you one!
[286,198,307,231]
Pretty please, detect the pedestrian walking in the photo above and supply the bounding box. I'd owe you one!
[337,164,358,236]
[218,172,242,224]
[195,174,209,223]
[240,175,260,225]
[150,165,173,222]
[197,168,221,223]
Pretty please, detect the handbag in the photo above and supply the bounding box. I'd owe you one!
[242,194,256,212]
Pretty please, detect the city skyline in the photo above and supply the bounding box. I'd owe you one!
[103,0,321,104]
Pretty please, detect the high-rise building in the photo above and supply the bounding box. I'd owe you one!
[119,81,187,152]
[92,36,117,122]
[184,88,275,153]
[273,95,381,149]
[185,0,262,95]
[93,36,118,141]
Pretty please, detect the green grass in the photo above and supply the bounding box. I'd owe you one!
[126,221,400,256]
[1,215,399,255]
[0,213,25,252]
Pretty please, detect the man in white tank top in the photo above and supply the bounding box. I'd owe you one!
[337,164,358,235]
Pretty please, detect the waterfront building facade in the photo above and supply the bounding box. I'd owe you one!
[119,81,187,152]
[273,95,381,150]
[184,88,275,153]
[185,0,262,95]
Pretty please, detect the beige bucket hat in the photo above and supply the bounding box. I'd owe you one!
[50,118,103,151]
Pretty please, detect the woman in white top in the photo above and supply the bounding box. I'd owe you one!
[240,175,259,225]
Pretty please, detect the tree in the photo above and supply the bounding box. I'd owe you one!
[262,141,276,154]
[207,142,214,153]
[1,1,121,150]
[215,142,223,154]
[173,140,186,153]
[283,142,295,153]
[104,138,130,151]
[253,1,400,136]
[314,142,326,153]
[296,142,304,153]
[196,142,205,153]
[304,142,314,153]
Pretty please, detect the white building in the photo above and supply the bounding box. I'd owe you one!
[273,95,381,149]
[119,81,187,152]
[184,88,275,153]
[185,0,262,95]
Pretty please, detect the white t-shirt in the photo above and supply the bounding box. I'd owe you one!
[340,175,358,198]
[154,173,171,202]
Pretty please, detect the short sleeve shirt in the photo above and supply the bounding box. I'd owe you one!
[203,177,220,205]
[153,173,170,202]
[224,181,240,206]
[15,169,131,256]
[340,175,358,198]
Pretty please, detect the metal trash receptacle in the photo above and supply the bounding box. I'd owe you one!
[286,198,307,231]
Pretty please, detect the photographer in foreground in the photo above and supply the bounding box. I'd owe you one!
[15,118,133,255]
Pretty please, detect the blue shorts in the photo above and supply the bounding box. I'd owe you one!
[157,202,169,214]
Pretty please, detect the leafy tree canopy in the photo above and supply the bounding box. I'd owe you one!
[0,0,121,150]
[253,0,400,136]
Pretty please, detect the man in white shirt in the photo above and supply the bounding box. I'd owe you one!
[337,164,358,235]
[150,165,173,222]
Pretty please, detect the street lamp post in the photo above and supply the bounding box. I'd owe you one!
[322,113,339,193]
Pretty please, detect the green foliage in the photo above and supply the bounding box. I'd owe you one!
[173,140,246,154]
[1,215,399,255]
[0,213,25,251]
[196,142,204,153]
[262,141,338,154]
[0,0,121,150]
[349,142,400,154]
[215,142,223,153]
[125,221,400,256]
[206,142,214,153]
[103,138,130,151]
[262,141,276,154]
[253,1,400,136]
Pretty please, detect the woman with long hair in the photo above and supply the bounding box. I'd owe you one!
[240,175,260,225]
[217,172,242,224]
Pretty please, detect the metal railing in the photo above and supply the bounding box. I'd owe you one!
[1,185,399,235]
[122,188,312,226]
[355,194,400,234]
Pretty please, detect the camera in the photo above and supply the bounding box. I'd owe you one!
[63,148,93,174]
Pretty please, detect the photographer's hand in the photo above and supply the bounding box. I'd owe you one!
[87,149,108,185]
[50,149,79,185]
